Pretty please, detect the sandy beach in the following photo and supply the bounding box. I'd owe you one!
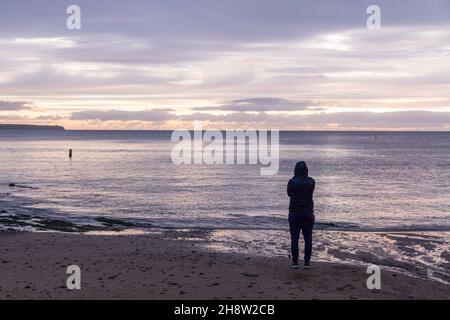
[0,230,448,300]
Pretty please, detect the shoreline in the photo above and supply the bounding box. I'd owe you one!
[0,230,448,300]
[1,208,450,286]
[2,207,449,233]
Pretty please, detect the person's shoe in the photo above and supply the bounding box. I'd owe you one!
[291,262,299,269]
[304,261,311,269]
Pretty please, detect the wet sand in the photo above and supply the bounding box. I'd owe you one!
[0,231,448,300]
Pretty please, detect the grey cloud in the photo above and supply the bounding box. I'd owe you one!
[0,114,65,121]
[0,63,181,95]
[0,1,367,40]
[71,109,175,121]
[197,98,314,112]
[36,115,65,120]
[181,110,450,129]
[298,111,450,128]
[1,1,449,100]
[1,1,449,40]
[0,100,31,110]
[69,108,450,129]
[1,0,450,128]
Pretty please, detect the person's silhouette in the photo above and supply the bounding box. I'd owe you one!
[287,161,315,269]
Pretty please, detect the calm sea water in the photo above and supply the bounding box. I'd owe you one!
[0,130,449,231]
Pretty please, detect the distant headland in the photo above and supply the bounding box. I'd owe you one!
[0,124,65,130]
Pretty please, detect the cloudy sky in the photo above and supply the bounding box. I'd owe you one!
[0,0,449,130]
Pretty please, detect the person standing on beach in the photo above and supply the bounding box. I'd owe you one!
[287,161,315,269]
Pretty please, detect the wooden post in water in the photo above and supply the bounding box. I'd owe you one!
[69,149,73,158]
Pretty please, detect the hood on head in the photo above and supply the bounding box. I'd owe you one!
[294,161,308,177]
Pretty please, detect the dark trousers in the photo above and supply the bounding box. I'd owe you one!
[288,212,315,264]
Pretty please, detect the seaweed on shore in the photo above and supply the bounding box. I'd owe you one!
[94,217,136,228]
[36,218,100,233]
[0,212,118,233]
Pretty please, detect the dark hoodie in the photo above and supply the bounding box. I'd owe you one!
[287,161,315,213]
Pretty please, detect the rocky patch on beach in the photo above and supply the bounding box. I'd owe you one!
[0,211,146,233]
[1,182,148,233]
[0,212,96,232]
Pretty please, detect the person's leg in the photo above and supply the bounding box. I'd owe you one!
[301,214,315,264]
[288,213,301,264]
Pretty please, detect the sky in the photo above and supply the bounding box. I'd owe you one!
[0,0,449,130]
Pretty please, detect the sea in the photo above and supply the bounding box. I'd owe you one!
[1,130,449,282]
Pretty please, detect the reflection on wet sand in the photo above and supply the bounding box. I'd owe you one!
[206,229,450,284]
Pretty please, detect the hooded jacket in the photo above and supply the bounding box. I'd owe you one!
[287,161,315,213]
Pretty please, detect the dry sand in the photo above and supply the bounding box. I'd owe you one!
[0,230,448,300]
